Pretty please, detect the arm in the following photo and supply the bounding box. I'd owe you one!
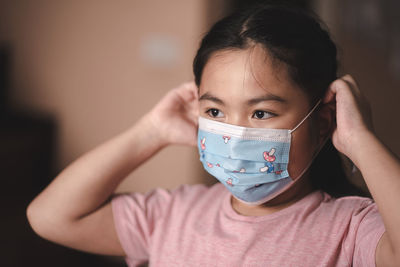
[324,75,400,266]
[26,82,199,255]
[354,132,400,267]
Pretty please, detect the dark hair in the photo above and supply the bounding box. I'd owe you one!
[193,2,369,198]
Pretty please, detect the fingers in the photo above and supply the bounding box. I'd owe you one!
[322,75,359,121]
[174,81,199,102]
[323,74,360,104]
[341,74,358,89]
[323,77,341,104]
[322,83,336,104]
[338,74,362,96]
[187,106,199,127]
[174,81,200,125]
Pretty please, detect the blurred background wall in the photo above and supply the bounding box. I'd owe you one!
[0,0,223,196]
[0,0,399,266]
[0,0,227,266]
[314,0,400,188]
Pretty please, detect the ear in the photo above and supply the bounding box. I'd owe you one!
[317,101,335,142]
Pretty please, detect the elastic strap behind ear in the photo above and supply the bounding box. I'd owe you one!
[290,99,322,133]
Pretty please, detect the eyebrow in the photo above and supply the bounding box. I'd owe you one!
[199,92,225,105]
[246,94,286,105]
[199,92,286,106]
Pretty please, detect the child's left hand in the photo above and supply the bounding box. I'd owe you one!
[323,74,374,160]
[324,76,400,267]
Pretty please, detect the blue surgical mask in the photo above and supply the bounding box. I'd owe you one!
[197,100,322,205]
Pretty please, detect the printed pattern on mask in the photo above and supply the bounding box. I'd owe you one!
[197,119,293,204]
[196,101,321,204]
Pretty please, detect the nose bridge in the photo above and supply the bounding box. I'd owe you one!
[226,110,251,128]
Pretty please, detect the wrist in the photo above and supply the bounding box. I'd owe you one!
[133,112,169,149]
[347,130,379,167]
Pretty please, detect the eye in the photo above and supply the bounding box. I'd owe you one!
[252,110,275,120]
[206,108,224,118]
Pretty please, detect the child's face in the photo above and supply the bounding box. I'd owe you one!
[198,45,321,183]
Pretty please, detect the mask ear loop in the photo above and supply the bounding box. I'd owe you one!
[236,99,328,206]
[289,99,322,134]
[288,98,329,181]
[242,135,330,206]
[291,135,330,181]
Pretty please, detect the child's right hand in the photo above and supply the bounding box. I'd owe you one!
[146,81,199,147]
[26,82,200,256]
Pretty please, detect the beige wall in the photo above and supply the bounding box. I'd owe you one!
[0,0,227,193]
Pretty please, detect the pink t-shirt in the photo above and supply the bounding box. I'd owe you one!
[111,183,385,266]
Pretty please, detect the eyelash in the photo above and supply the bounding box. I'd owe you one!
[206,108,224,118]
[205,108,276,120]
[252,110,275,120]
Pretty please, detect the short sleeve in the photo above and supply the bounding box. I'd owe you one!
[350,200,386,267]
[111,188,173,266]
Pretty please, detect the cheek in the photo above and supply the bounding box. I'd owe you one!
[287,123,318,179]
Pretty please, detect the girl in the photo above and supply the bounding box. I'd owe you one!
[27,3,400,266]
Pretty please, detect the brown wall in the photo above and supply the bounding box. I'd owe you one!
[0,0,227,193]
[315,0,400,154]
[314,1,400,189]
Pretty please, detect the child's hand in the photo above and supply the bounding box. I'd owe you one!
[146,81,199,147]
[323,74,374,160]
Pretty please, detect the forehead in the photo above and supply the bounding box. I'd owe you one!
[199,45,305,102]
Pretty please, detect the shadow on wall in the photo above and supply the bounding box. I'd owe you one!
[0,0,215,266]
[0,43,126,267]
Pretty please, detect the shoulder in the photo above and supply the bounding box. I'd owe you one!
[325,193,383,228]
[299,190,382,230]
[296,191,384,266]
[302,190,384,242]
[319,191,375,212]
[293,190,375,217]
[314,191,384,238]
[318,191,376,214]
[320,194,386,266]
